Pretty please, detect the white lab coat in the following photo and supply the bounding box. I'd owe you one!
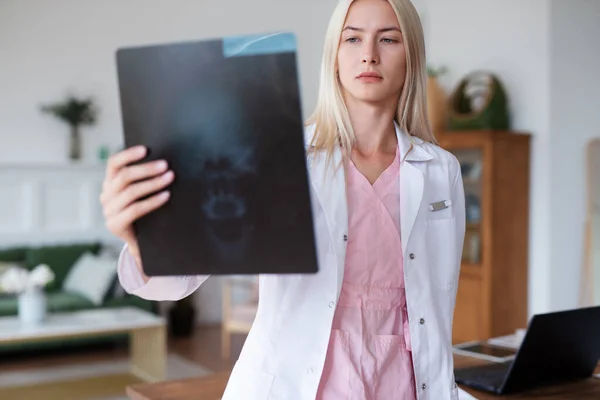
[121,122,466,400]
[219,122,466,400]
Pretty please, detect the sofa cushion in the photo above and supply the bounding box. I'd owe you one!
[0,291,95,317]
[24,243,101,291]
[62,252,117,306]
[47,291,96,312]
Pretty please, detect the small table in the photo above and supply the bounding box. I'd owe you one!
[127,356,600,399]
[0,306,167,382]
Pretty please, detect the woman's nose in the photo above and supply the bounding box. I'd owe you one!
[362,48,379,64]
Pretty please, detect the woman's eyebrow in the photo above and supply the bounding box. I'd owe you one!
[342,26,402,33]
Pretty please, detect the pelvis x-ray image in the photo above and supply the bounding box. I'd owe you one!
[116,32,319,277]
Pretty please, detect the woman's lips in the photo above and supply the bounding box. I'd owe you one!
[357,71,383,82]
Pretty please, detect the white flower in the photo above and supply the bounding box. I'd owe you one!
[0,267,29,294]
[0,264,55,294]
[29,264,54,288]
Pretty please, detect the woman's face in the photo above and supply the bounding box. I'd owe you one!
[337,0,407,105]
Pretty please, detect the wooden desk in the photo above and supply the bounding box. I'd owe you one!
[127,371,230,400]
[127,356,600,400]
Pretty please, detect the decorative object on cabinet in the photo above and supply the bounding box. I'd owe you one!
[448,71,510,131]
[439,130,530,344]
[465,193,481,223]
[40,94,99,161]
[426,65,449,137]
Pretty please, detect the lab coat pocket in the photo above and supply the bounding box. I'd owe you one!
[317,329,351,399]
[370,335,415,400]
[426,217,459,291]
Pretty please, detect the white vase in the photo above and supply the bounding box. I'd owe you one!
[18,286,47,327]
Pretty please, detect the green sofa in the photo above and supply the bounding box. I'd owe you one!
[0,242,157,355]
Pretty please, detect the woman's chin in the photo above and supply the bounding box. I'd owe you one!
[347,90,396,106]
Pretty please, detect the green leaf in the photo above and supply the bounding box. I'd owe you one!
[40,95,99,128]
[427,65,449,78]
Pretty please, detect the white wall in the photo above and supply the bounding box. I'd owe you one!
[3,0,597,323]
[548,0,600,311]
[424,0,552,316]
[425,0,550,135]
[0,0,337,165]
[0,164,118,247]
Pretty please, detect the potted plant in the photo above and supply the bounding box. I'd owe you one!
[168,294,197,338]
[0,264,55,327]
[41,95,99,161]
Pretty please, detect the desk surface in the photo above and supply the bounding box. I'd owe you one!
[127,355,600,400]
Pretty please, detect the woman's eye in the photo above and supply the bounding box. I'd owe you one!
[345,37,359,43]
[381,38,398,44]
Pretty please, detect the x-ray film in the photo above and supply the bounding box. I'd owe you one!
[115,32,318,276]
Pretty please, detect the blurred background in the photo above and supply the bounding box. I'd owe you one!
[0,0,599,399]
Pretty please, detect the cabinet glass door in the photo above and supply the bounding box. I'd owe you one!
[452,149,483,265]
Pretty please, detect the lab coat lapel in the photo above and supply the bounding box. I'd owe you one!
[307,146,348,300]
[396,124,432,255]
[306,123,432,296]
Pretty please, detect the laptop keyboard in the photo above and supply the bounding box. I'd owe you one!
[455,363,511,392]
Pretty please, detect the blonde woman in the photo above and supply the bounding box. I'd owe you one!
[100,0,466,398]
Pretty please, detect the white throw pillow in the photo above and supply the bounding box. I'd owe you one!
[62,252,117,306]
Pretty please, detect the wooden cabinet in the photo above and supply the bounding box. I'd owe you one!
[438,130,531,344]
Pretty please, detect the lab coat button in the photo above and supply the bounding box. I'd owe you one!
[329,301,335,308]
[419,318,425,325]
[409,253,415,260]
[421,383,427,390]
[343,234,348,241]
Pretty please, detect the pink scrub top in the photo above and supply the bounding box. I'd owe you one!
[316,147,416,400]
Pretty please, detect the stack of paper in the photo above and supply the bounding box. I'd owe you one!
[486,329,526,349]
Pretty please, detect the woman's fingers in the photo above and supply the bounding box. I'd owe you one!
[103,170,175,218]
[110,159,168,194]
[105,145,147,181]
[100,145,175,246]
[106,190,171,235]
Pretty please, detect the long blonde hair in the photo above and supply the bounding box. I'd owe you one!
[306,0,434,163]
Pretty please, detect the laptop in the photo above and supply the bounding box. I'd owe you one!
[114,32,319,277]
[454,306,600,395]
